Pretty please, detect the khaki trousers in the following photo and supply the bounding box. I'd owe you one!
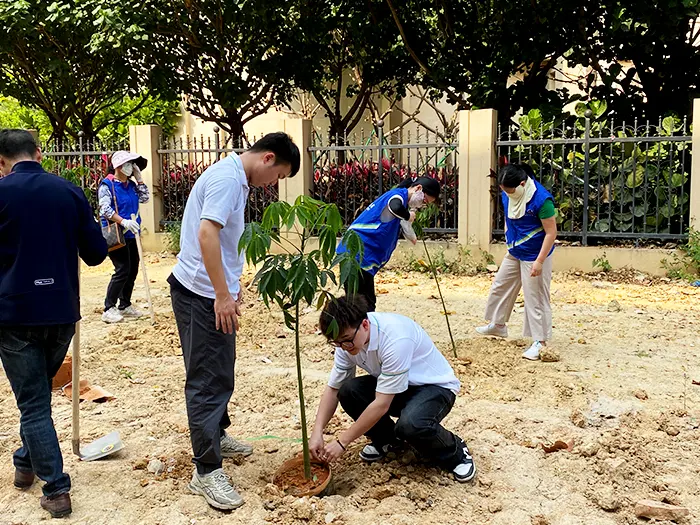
[484,252,553,341]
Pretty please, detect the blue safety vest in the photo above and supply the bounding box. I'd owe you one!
[99,175,141,239]
[337,188,409,275]
[503,179,555,262]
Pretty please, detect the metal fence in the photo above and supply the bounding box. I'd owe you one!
[158,131,278,228]
[309,123,459,235]
[495,113,692,244]
[40,134,128,213]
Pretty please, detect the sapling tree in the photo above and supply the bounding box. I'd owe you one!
[239,196,363,479]
[412,204,457,358]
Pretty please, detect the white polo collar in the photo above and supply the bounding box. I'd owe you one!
[231,154,249,191]
[366,313,379,352]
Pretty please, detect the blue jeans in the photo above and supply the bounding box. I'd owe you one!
[0,324,74,497]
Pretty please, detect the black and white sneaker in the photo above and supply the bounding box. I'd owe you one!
[359,443,389,462]
[453,442,477,483]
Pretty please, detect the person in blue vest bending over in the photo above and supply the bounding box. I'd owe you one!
[337,176,441,312]
[100,151,150,323]
[477,163,557,360]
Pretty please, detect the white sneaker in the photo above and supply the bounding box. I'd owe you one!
[220,433,253,458]
[359,444,387,462]
[101,307,123,324]
[522,341,543,361]
[120,305,145,318]
[475,323,508,338]
[189,468,244,510]
[453,441,477,483]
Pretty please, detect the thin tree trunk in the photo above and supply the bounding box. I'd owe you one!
[422,239,457,358]
[295,303,312,479]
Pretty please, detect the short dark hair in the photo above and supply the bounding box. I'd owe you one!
[319,295,368,339]
[0,129,38,160]
[249,132,300,178]
[498,163,534,188]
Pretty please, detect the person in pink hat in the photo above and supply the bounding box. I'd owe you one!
[99,151,150,323]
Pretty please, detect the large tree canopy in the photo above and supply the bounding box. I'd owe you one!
[4,0,700,142]
[0,0,174,141]
[111,0,320,142]
[570,0,700,122]
[293,0,417,141]
[385,0,700,124]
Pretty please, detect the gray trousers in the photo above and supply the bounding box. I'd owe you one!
[169,275,235,475]
[484,253,553,341]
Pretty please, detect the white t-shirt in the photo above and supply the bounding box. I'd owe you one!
[327,312,461,395]
[171,154,250,299]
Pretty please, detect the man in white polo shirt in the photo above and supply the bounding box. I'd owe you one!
[167,133,299,510]
[309,295,476,483]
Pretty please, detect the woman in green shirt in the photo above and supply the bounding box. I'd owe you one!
[476,163,558,360]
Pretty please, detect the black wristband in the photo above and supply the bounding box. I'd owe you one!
[336,439,346,451]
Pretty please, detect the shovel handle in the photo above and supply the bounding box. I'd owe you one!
[132,214,156,325]
[72,263,81,456]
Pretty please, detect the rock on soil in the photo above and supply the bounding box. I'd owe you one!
[539,347,560,362]
[634,499,689,521]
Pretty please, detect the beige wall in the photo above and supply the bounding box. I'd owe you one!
[373,241,679,277]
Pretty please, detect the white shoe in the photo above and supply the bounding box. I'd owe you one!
[101,307,123,324]
[453,441,477,483]
[475,323,508,338]
[220,433,253,458]
[120,305,145,318]
[359,444,386,462]
[522,341,543,361]
[189,468,244,510]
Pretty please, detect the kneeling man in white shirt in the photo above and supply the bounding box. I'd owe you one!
[310,295,476,482]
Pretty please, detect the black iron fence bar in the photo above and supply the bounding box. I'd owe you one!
[607,125,615,231]
[423,228,456,234]
[640,124,651,234]
[78,133,85,172]
[582,111,592,245]
[496,136,691,146]
[157,147,244,154]
[680,120,689,234]
[307,142,458,152]
[43,150,117,156]
[667,120,679,226]
[377,121,384,195]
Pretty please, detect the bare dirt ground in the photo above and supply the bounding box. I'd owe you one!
[1,254,699,525]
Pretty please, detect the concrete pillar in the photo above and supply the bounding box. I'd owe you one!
[279,118,313,204]
[129,125,162,246]
[457,109,498,248]
[690,99,700,230]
